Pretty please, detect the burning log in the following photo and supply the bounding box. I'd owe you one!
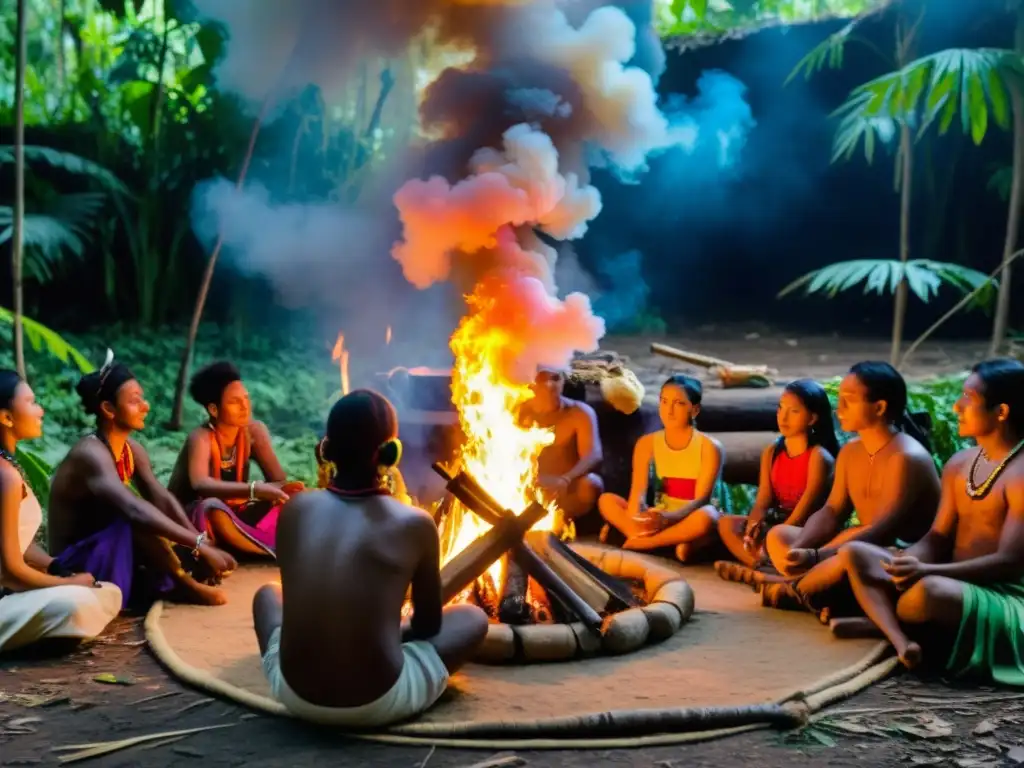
[512,541,603,631]
[497,558,531,625]
[439,501,547,604]
[434,463,605,631]
[529,532,641,611]
[528,532,621,617]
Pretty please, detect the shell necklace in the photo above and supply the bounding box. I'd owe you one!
[966,438,1024,500]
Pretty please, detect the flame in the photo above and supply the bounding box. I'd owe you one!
[439,287,557,589]
[332,332,350,396]
[386,326,392,345]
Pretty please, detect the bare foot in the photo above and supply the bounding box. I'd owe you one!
[178,577,228,606]
[675,543,692,562]
[898,641,923,670]
[829,617,884,639]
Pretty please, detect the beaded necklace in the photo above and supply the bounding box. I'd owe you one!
[966,438,1024,500]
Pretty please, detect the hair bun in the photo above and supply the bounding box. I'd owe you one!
[376,438,402,468]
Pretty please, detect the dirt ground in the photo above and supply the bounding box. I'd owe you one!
[2,330,1020,768]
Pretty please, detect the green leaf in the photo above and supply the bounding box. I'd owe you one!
[0,146,128,196]
[778,259,996,307]
[0,307,95,373]
[15,447,53,509]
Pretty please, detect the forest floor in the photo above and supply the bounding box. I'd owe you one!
[2,327,1020,767]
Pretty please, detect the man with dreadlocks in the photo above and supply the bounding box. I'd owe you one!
[47,353,237,609]
[168,361,302,558]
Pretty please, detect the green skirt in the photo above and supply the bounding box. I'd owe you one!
[947,581,1024,686]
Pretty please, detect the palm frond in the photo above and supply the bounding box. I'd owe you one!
[786,20,860,84]
[0,307,95,373]
[839,48,1024,148]
[777,259,997,305]
[0,145,128,195]
[0,194,107,283]
[831,92,900,163]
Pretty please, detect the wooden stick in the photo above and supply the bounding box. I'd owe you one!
[650,343,734,369]
[440,502,547,604]
[552,537,642,608]
[498,557,531,624]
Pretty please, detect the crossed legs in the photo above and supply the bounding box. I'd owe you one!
[837,542,963,668]
[253,585,487,676]
[597,493,720,562]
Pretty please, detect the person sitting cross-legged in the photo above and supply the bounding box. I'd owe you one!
[833,358,1024,678]
[253,389,488,727]
[168,361,303,558]
[760,361,941,613]
[714,379,838,585]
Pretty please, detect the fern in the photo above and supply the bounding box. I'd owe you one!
[0,194,107,282]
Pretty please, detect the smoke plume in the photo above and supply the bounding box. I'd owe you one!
[189,0,748,378]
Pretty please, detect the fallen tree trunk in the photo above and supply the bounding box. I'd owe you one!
[716,431,777,485]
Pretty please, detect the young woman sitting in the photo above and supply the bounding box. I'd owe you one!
[0,370,122,653]
[168,362,304,558]
[714,379,839,586]
[597,374,724,562]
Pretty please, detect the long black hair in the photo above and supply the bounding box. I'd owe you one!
[972,358,1024,438]
[774,378,840,459]
[0,369,22,412]
[849,361,932,452]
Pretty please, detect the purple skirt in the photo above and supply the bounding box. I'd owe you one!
[51,517,176,611]
[188,498,278,558]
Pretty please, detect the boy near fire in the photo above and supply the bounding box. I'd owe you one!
[760,361,941,610]
[168,361,304,558]
[833,359,1024,677]
[253,389,487,727]
[520,366,604,520]
[47,355,237,609]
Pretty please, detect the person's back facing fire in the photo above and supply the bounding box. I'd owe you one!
[251,389,487,727]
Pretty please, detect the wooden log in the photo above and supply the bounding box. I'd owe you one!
[475,623,516,663]
[641,601,684,643]
[439,501,547,604]
[650,342,734,369]
[513,541,603,631]
[517,623,580,662]
[497,557,531,625]
[717,431,777,485]
[547,535,642,608]
[600,608,650,654]
[527,531,614,616]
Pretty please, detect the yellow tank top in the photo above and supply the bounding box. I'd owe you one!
[652,430,704,510]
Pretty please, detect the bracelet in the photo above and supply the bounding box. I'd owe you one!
[249,481,256,501]
[193,531,208,557]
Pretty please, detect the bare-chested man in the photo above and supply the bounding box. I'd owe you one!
[835,359,1024,677]
[761,361,941,609]
[48,357,237,609]
[253,389,488,727]
[520,367,604,520]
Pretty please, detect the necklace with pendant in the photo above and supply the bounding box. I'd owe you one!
[866,433,897,465]
[966,438,1024,500]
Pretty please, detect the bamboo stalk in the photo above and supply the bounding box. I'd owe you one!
[649,343,733,369]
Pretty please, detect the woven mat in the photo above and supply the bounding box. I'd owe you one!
[146,549,895,748]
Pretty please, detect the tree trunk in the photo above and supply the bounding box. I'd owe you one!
[166,105,267,429]
[990,4,1024,356]
[890,15,920,368]
[12,0,28,378]
[891,124,914,367]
